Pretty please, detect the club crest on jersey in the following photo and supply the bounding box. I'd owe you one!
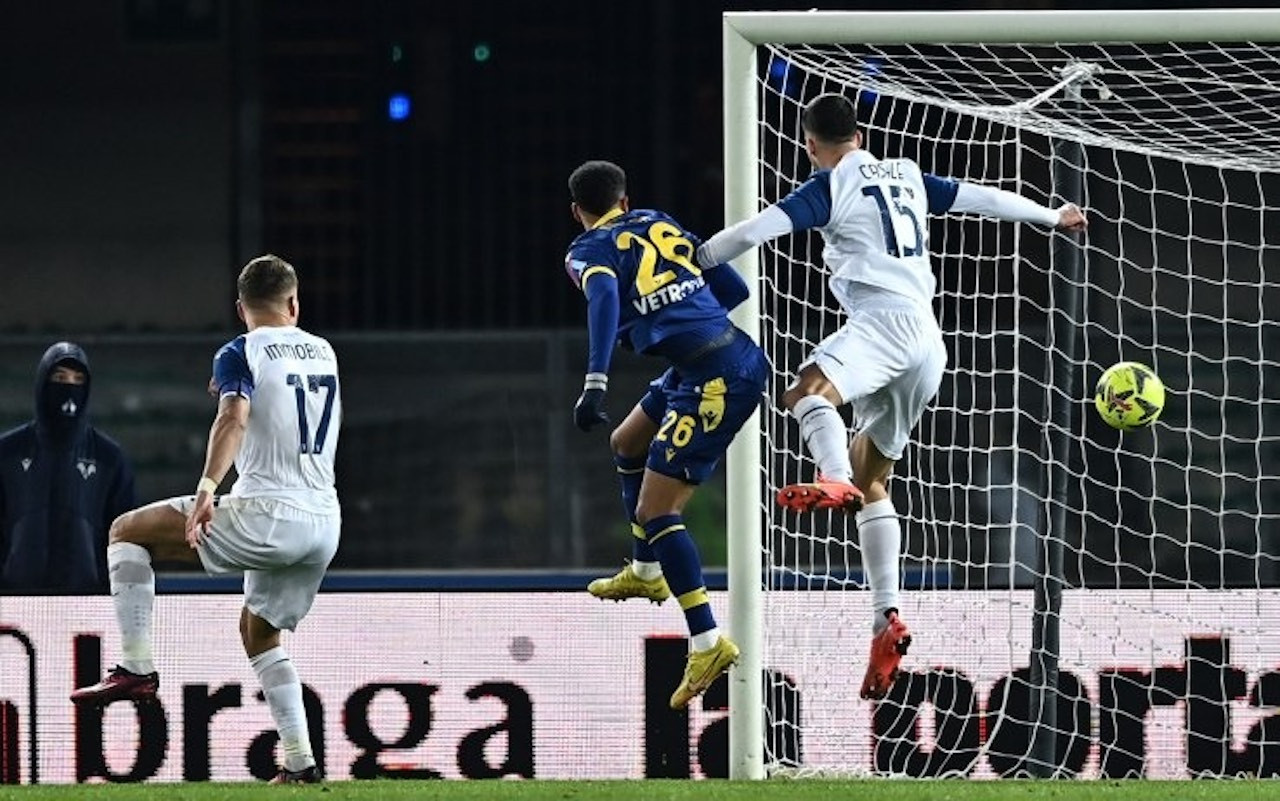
[76,459,96,480]
[20,458,31,472]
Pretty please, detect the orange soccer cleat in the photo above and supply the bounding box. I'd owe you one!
[859,610,912,700]
[776,474,864,513]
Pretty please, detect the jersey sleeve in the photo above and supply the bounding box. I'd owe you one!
[949,181,1060,226]
[582,265,620,376]
[695,205,795,269]
[923,173,961,214]
[704,263,750,311]
[565,239,621,376]
[212,336,254,400]
[776,170,833,231]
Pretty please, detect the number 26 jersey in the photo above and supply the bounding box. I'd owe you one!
[564,208,729,355]
[212,325,341,514]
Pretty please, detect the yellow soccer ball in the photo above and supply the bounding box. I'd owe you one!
[1094,361,1165,430]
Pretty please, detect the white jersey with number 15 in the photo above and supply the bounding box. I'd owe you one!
[779,149,962,314]
[212,325,341,514]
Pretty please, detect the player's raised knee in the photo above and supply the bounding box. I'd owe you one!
[634,505,657,527]
[608,426,639,458]
[783,382,836,411]
[854,478,889,505]
[785,365,842,411]
[108,511,135,545]
[634,502,679,528]
[781,385,807,411]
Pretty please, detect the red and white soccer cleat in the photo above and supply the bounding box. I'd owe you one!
[776,474,864,513]
[860,610,912,700]
[69,666,159,707]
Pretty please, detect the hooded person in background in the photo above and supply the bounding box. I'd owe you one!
[0,342,136,592]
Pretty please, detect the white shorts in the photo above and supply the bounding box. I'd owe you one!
[168,495,340,631]
[801,305,947,460]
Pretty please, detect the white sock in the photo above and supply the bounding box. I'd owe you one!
[108,542,155,675]
[792,395,852,483]
[855,499,901,634]
[251,646,315,773]
[691,628,721,652]
[631,561,662,580]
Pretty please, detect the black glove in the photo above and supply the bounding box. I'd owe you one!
[573,374,610,432]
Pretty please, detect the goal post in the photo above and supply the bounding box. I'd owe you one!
[722,14,766,781]
[723,8,1280,781]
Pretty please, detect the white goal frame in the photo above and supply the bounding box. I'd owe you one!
[722,7,1280,781]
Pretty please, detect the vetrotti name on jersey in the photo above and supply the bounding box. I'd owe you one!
[632,276,707,315]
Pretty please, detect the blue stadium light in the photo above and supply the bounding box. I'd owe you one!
[859,58,883,107]
[388,93,411,121]
[767,56,802,99]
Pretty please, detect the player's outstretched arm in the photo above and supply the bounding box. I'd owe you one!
[697,170,831,270]
[695,205,794,270]
[1055,203,1087,232]
[946,180,1086,234]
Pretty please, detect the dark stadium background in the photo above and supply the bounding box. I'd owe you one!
[0,0,1210,572]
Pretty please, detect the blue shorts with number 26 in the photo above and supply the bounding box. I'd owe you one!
[642,329,768,485]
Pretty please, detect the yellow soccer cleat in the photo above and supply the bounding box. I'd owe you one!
[587,563,671,604]
[670,636,740,710]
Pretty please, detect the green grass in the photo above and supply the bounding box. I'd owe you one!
[0,780,1275,801]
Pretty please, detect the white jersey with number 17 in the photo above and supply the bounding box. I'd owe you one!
[212,325,341,514]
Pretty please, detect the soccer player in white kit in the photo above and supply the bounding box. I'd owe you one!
[696,94,1086,700]
[71,255,341,784]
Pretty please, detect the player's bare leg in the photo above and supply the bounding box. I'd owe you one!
[777,364,864,512]
[588,403,672,603]
[70,502,198,706]
[636,471,739,709]
[850,434,911,700]
[242,606,321,782]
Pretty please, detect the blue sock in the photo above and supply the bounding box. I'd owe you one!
[615,454,656,563]
[644,514,716,637]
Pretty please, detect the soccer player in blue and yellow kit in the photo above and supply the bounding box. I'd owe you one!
[564,160,768,709]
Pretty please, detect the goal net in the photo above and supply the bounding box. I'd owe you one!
[723,11,1280,780]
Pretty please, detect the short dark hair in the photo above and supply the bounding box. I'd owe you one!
[801,93,859,144]
[237,254,298,308]
[568,160,626,217]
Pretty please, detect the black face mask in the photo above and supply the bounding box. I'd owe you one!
[43,382,88,426]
